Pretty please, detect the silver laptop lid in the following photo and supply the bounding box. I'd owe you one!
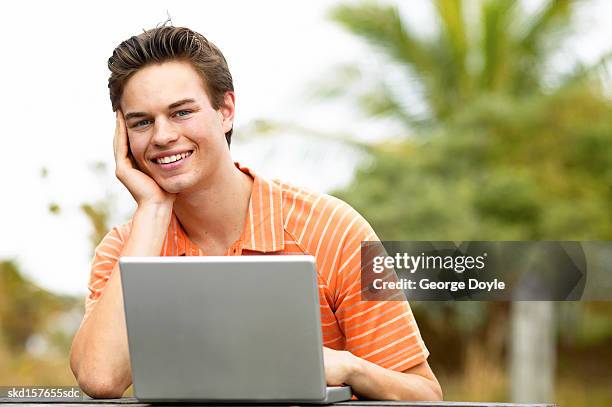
[119,255,327,402]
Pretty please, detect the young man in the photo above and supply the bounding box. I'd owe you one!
[69,26,442,401]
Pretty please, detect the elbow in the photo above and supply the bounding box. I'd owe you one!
[72,359,130,399]
[425,378,443,401]
[77,375,127,399]
[421,371,443,401]
[431,381,443,401]
[391,378,443,402]
[70,344,128,399]
[70,330,130,399]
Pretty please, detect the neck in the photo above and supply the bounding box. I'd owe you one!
[173,162,253,254]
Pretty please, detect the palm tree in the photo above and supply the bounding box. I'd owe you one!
[326,0,576,127]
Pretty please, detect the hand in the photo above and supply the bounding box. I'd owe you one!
[113,111,176,208]
[323,347,359,386]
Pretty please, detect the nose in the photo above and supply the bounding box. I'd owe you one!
[151,117,180,146]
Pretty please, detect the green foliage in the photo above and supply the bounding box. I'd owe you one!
[0,261,78,353]
[0,160,112,384]
[328,0,611,270]
[81,161,113,253]
[328,0,576,124]
[48,203,61,215]
[327,1,612,387]
[80,201,111,256]
[336,84,612,241]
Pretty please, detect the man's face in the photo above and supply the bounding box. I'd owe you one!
[121,60,234,194]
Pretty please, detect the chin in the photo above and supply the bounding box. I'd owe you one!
[160,177,195,194]
[160,183,184,194]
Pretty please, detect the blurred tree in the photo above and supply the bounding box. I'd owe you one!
[81,161,113,256]
[335,85,612,240]
[48,203,61,215]
[0,261,77,353]
[325,0,582,126]
[81,202,111,257]
[0,161,114,383]
[325,0,611,402]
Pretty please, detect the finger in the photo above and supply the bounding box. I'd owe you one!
[117,109,127,135]
[114,110,129,162]
[113,111,119,160]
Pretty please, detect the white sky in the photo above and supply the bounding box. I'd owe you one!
[1,0,611,296]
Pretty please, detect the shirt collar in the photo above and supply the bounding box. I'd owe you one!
[169,162,285,255]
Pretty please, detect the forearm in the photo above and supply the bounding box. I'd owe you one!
[345,353,442,401]
[70,204,173,398]
[70,264,130,397]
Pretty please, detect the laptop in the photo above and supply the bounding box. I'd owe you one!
[119,255,352,403]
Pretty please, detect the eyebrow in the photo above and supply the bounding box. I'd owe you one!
[124,98,198,121]
[168,98,197,110]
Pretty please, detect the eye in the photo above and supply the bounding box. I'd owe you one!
[174,110,192,118]
[132,119,152,128]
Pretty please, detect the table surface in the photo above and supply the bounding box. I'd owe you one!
[0,398,557,407]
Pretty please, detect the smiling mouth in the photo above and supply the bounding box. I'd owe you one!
[152,150,193,165]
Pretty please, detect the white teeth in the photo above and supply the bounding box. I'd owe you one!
[155,151,192,164]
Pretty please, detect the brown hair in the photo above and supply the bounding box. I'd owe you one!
[108,26,234,146]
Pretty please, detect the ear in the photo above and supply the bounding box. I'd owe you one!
[218,91,235,134]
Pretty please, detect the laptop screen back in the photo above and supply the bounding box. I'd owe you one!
[120,255,327,402]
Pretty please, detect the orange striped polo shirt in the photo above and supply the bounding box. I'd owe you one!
[83,163,429,372]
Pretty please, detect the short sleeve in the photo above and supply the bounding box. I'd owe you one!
[333,210,429,372]
[81,222,131,326]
